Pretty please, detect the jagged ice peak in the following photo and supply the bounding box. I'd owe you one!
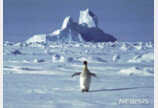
[61,16,73,30]
[79,9,98,28]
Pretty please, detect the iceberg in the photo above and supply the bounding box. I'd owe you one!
[26,9,117,43]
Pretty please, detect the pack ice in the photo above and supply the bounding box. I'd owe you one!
[3,41,154,107]
[26,9,117,43]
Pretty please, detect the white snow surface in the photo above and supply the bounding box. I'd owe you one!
[128,53,154,63]
[3,41,154,108]
[26,9,117,43]
[112,54,120,61]
[118,67,153,76]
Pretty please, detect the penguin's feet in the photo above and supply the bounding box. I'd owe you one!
[82,89,84,92]
[81,89,89,92]
[85,89,89,92]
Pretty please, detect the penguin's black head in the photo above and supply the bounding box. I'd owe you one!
[83,61,87,65]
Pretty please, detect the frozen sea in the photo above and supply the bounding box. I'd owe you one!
[3,41,154,108]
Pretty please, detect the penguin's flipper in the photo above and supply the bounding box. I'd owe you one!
[71,72,81,78]
[90,72,99,79]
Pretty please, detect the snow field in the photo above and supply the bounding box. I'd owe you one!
[3,41,154,107]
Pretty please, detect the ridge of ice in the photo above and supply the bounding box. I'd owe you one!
[52,29,61,35]
[128,53,154,63]
[118,67,153,76]
[61,16,73,29]
[26,34,47,44]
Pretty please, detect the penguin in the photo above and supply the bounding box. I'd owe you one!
[71,61,98,92]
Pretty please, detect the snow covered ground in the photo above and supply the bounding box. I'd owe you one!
[3,41,154,108]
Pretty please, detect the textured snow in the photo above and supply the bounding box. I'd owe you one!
[118,67,153,76]
[112,54,120,61]
[52,54,65,62]
[26,9,116,43]
[33,59,45,63]
[128,53,154,63]
[11,49,22,55]
[3,41,154,107]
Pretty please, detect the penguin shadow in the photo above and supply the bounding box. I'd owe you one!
[90,86,153,93]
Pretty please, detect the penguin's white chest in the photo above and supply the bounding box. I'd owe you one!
[80,73,91,90]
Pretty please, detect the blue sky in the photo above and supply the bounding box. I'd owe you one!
[4,0,154,42]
